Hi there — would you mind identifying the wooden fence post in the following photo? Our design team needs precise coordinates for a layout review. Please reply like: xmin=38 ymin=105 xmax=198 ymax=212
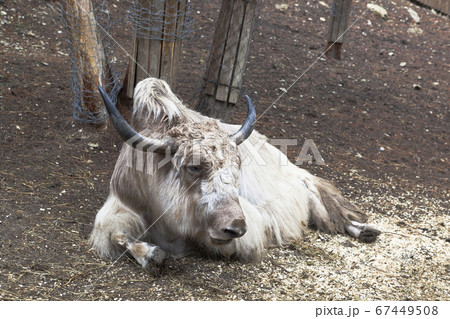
xmin=196 ymin=0 xmax=257 ymax=120
xmin=325 ymin=0 xmax=352 ymax=60
xmin=127 ymin=0 xmax=188 ymax=98
xmin=415 ymin=0 xmax=449 ymax=15
xmin=63 ymin=0 xmax=110 ymax=123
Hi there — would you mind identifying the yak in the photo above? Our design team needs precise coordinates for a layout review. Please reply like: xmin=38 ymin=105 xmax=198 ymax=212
xmin=89 ymin=78 xmax=380 ymax=274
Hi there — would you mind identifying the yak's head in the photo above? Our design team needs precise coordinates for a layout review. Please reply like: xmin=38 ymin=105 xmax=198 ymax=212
xmin=98 ymin=83 xmax=256 ymax=253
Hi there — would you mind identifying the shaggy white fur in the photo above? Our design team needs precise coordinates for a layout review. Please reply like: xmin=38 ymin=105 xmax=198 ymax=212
xmin=90 ymin=78 xmax=380 ymax=269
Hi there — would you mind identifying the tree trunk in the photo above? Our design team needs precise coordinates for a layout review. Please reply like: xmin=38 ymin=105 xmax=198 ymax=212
xmin=63 ymin=0 xmax=109 ymax=124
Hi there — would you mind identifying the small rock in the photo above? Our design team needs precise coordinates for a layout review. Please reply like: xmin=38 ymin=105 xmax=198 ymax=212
xmin=413 ymin=84 xmax=421 ymax=90
xmin=273 ymin=61 xmax=286 ymax=70
xmin=341 ymin=240 xmax=356 ymax=248
xmin=367 ymin=4 xmax=388 ymax=19
xmin=88 ymin=142 xmax=99 ymax=149
xmin=407 ymin=27 xmax=423 ymax=35
xmin=275 ymin=4 xmax=289 ymax=11
xmin=400 ymin=62 xmax=407 ymax=67
xmin=406 ymin=7 xmax=420 ymax=24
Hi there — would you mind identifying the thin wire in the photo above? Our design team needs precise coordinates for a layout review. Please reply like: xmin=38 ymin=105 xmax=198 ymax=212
xmin=65 ymin=0 xmax=192 ymax=299
xmin=68 ymin=0 xmax=381 ymax=299
xmin=68 ymin=0 xmax=152 ymax=84
xmin=76 ymin=177 xmax=200 ymax=300
xmin=255 ymin=0 xmax=380 ymax=124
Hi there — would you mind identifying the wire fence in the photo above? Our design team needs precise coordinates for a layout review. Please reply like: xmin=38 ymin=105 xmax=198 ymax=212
xmin=129 ymin=0 xmax=193 ymax=41
xmin=60 ymin=0 xmax=121 ymax=124
xmin=125 ymin=0 xmax=194 ymax=96
xmin=60 ymin=0 xmax=195 ymax=123
xmin=60 ymin=0 xmax=258 ymax=123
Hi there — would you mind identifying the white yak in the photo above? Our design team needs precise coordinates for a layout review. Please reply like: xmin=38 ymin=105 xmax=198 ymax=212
xmin=89 ymin=78 xmax=380 ymax=274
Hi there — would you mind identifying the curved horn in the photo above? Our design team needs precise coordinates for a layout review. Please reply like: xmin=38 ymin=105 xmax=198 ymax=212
xmin=231 ymin=95 xmax=256 ymax=145
xmin=98 ymin=86 xmax=177 ymax=154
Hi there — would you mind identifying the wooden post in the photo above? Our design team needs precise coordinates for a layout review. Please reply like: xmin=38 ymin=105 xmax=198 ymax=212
xmin=325 ymin=0 xmax=352 ymax=60
xmin=415 ymin=0 xmax=449 ymax=15
xmin=63 ymin=0 xmax=109 ymax=123
xmin=170 ymin=0 xmax=188 ymax=88
xmin=196 ymin=0 xmax=258 ymax=120
xmin=127 ymin=0 xmax=188 ymax=98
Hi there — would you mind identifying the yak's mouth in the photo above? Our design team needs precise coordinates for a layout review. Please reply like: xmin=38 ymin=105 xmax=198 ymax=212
xmin=210 ymin=237 xmax=233 ymax=246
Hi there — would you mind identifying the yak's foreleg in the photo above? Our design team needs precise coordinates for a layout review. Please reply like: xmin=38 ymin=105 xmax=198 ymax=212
xmin=112 ymin=232 xmax=167 ymax=275
xmin=89 ymin=195 xmax=168 ymax=275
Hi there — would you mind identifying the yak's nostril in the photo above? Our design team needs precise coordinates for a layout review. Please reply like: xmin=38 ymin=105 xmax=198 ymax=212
xmin=222 ymin=219 xmax=247 ymax=238
xmin=223 ymin=227 xmax=241 ymax=238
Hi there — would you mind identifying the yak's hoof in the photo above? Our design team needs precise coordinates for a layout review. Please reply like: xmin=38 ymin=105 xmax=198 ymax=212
xmin=358 ymin=226 xmax=381 ymax=243
xmin=142 ymin=246 xmax=168 ymax=276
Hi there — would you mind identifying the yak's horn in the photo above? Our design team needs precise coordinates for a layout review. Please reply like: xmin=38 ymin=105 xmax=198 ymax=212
xmin=98 ymin=86 xmax=177 ymax=154
xmin=231 ymin=95 xmax=256 ymax=145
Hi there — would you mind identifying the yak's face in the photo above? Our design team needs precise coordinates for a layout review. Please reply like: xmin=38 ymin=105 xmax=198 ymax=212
xmin=168 ymin=121 xmax=247 ymax=247
xmin=97 ymin=80 xmax=256 ymax=255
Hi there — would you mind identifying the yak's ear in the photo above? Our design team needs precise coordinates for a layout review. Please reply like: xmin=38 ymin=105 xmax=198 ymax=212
xmin=131 ymin=78 xmax=185 ymax=126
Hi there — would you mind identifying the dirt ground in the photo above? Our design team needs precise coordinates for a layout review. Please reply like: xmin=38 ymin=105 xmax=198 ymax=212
xmin=0 ymin=0 xmax=448 ymax=300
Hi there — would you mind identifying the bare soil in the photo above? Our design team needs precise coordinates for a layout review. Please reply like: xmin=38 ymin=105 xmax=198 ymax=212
xmin=0 ymin=0 xmax=448 ymax=300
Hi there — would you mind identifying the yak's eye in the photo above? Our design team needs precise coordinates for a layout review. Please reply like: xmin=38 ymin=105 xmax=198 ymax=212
xmin=186 ymin=165 xmax=202 ymax=175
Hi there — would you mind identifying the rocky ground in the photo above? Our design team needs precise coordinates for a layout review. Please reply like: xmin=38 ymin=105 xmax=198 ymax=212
xmin=0 ymin=0 xmax=448 ymax=300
